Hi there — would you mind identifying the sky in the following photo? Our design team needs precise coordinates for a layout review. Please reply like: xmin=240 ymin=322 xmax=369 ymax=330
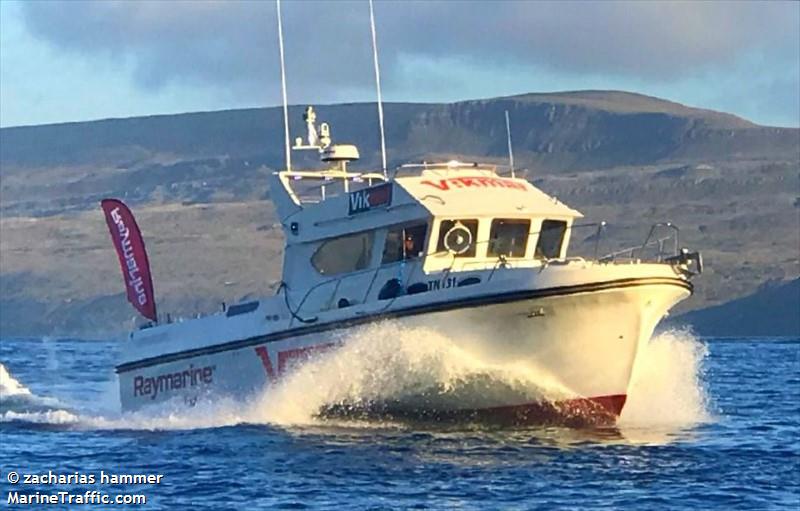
xmin=1 ymin=0 xmax=798 ymax=128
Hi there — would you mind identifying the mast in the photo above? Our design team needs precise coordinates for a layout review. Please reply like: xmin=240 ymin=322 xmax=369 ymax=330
xmin=276 ymin=0 xmax=291 ymax=172
xmin=368 ymin=0 xmax=387 ymax=178
xmin=505 ymin=110 xmax=515 ymax=179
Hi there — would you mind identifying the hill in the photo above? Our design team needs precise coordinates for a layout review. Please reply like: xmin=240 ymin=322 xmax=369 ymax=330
xmin=676 ymin=278 xmax=800 ymax=337
xmin=2 ymin=90 xmax=794 ymax=173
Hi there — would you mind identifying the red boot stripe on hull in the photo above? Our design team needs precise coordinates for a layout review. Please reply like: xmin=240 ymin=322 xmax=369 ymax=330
xmin=587 ymin=394 xmax=627 ymax=416
xmin=484 ymin=394 xmax=627 ymax=416
xmin=476 ymin=394 xmax=627 ymax=426
xmin=320 ymin=394 xmax=628 ymax=428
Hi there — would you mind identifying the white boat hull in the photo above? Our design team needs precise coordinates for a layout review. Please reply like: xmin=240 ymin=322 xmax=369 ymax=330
xmin=117 ymin=274 xmax=690 ymax=424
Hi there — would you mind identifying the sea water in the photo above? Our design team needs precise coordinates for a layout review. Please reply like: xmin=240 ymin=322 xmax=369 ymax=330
xmin=0 ymin=330 xmax=798 ymax=509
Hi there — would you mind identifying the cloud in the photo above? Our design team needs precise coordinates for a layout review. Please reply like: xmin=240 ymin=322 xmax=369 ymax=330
xmin=15 ymin=0 xmax=800 ymax=112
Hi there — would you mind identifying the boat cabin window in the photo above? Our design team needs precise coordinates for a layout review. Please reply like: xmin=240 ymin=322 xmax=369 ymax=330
xmin=535 ymin=220 xmax=568 ymax=259
xmin=437 ymin=219 xmax=478 ymax=257
xmin=488 ymin=219 xmax=530 ymax=258
xmin=312 ymin=231 xmax=375 ymax=275
xmin=382 ymin=223 xmax=428 ymax=264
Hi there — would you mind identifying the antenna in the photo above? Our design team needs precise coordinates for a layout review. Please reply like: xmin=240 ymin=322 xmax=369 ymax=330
xmin=505 ymin=110 xmax=515 ymax=179
xmin=276 ymin=0 xmax=291 ymax=172
xmin=368 ymin=0 xmax=387 ymax=178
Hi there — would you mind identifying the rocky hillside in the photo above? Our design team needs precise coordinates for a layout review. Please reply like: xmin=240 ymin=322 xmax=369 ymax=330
xmin=3 ymin=90 xmax=796 ymax=173
xmin=1 ymin=91 xmax=798 ymax=337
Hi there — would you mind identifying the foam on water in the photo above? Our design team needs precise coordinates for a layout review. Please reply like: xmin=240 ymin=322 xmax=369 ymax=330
xmin=0 ymin=325 xmax=711 ymax=433
xmin=1 ymin=362 xmax=63 ymax=414
xmin=620 ymin=328 xmax=711 ymax=426
xmin=0 ymin=362 xmax=31 ymax=398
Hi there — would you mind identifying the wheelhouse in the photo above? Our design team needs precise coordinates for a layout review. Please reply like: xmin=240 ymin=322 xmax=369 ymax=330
xmin=269 ymin=161 xmax=582 ymax=314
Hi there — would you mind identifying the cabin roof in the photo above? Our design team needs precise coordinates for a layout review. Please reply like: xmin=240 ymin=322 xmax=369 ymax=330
xmin=395 ymin=170 xmax=582 ymax=219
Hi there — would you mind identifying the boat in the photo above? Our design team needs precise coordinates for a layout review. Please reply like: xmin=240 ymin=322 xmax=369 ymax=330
xmin=112 ymin=102 xmax=701 ymax=424
xmin=109 ymin=1 xmax=702 ymax=425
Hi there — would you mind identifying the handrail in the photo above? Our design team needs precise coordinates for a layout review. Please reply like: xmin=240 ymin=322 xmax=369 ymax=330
xmin=637 ymin=223 xmax=679 ymax=261
xmin=599 ymin=236 xmax=673 ymax=263
xmin=289 ymin=264 xmax=385 ymax=321
xmin=597 ymin=222 xmax=681 ymax=263
xmin=289 ymin=255 xmax=423 ymax=321
xmin=276 ymin=282 xmax=318 ymax=324
xmin=283 ymin=171 xmax=389 ymax=205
